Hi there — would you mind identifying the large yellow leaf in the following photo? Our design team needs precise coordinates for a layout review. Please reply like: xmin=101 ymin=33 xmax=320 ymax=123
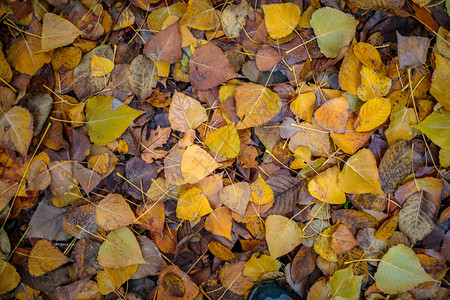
xmin=354 ymin=97 xmax=391 ymax=132
xmin=28 ymin=240 xmax=70 ymax=276
xmin=97 ymin=227 xmax=145 ymax=269
xmin=385 ymin=107 xmax=418 ymax=146
xmin=181 ymin=144 xmax=220 ymax=184
xmin=357 ymin=66 xmax=392 ymax=101
xmin=219 ymin=182 xmax=251 ymax=216
xmin=91 ymin=55 xmax=114 ymax=77
xmin=266 ymin=215 xmax=303 ymax=258
xmin=314 ymin=97 xmax=349 ymax=133
xmin=95 ymin=194 xmax=136 ymax=231
xmin=41 ymin=13 xmax=83 ymax=52
xmin=219 ymin=261 xmax=254 ymax=295
xmin=7 ymin=37 xmax=53 ymax=76
xmin=205 ymin=122 xmax=240 ymax=158
xmin=235 ymin=83 xmax=282 ymax=129
xmin=0 ymin=259 xmax=20 ymax=294
xmin=205 ymin=206 xmax=232 ymax=240
xmin=337 ymin=149 xmax=383 ymax=195
xmin=243 ymin=253 xmax=281 ymax=281
xmin=414 ymin=111 xmax=450 ymax=150
xmin=261 ymin=3 xmax=301 ymax=39
xmin=291 ymin=92 xmax=316 ymax=122
xmin=0 ymin=106 xmax=33 ymax=157
xmin=180 ymin=0 xmax=220 ymax=30
xmin=147 ymin=2 xmax=187 ymax=32
xmin=176 ymin=187 xmax=212 ymax=224
xmin=353 ymin=42 xmax=384 ymax=72
xmin=249 ymin=174 xmax=274 ymax=205
xmin=169 ymin=92 xmax=208 ymax=132
xmin=85 ymin=95 xmax=142 ymax=145
xmin=308 ymin=166 xmax=346 ymax=204
xmin=430 ymin=54 xmax=450 ymax=110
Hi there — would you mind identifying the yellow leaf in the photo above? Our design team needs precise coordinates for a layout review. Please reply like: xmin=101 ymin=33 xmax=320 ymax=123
xmin=219 ymin=182 xmax=251 ymax=216
xmin=67 ymin=101 xmax=86 ymax=128
xmin=41 ymin=13 xmax=83 ymax=51
xmin=91 ymin=55 xmax=114 ymax=77
xmin=88 ymin=153 xmax=109 ymax=176
xmin=357 ymin=66 xmax=392 ymax=101
xmin=431 ymin=54 xmax=450 ymax=110
xmin=169 ymin=92 xmax=208 ymax=132
xmin=249 ymin=174 xmax=274 ymax=205
xmin=243 ymin=253 xmax=281 ymax=281
xmin=0 ymin=259 xmax=20 ymax=294
xmin=385 ymin=107 xmax=418 ymax=145
xmin=353 ymin=42 xmax=384 ymax=72
xmin=180 ymin=0 xmax=220 ymax=30
xmin=95 ymin=194 xmax=136 ymax=231
xmin=147 ymin=2 xmax=187 ymax=32
xmin=339 ymin=40 xmax=362 ymax=95
xmin=262 ymin=3 xmax=301 ymax=39
xmin=314 ymin=97 xmax=349 ymax=133
xmin=176 ymin=187 xmax=212 ymax=224
xmin=97 ymin=227 xmax=145 ymax=269
xmin=266 ymin=215 xmax=303 ymax=258
xmin=151 ymin=58 xmax=171 ymax=78
xmin=0 ymin=49 xmax=12 ymax=82
xmin=100 ymin=265 xmax=137 ymax=294
xmin=309 ymin=166 xmax=346 ymax=204
xmin=314 ymin=223 xmax=338 ymax=262
xmin=337 ymin=149 xmax=383 ymax=195
xmin=205 ymin=206 xmax=233 ymax=240
xmin=112 ymin=3 xmax=135 ymax=30
xmin=205 ymin=122 xmax=240 ymax=158
xmin=28 ymin=240 xmax=70 ymax=276
xmin=0 ymin=106 xmax=33 ymax=157
xmin=290 ymin=146 xmax=311 ymax=169
xmin=181 ymin=144 xmax=220 ymax=184
xmin=330 ymin=112 xmax=373 ymax=155
xmin=208 ymin=240 xmax=236 ymax=261
xmin=97 ymin=270 xmax=115 ymax=295
xmin=51 ymin=46 xmax=82 ymax=71
xmin=355 ymin=97 xmax=391 ymax=132
xmin=235 ymin=83 xmax=282 ymax=129
xmin=7 ymin=37 xmax=53 ymax=76
xmin=291 ymin=92 xmax=315 ymax=122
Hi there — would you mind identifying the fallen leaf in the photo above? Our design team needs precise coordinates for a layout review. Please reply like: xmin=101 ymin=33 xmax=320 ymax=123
xmin=327 ymin=267 xmax=363 ymax=300
xmin=357 ymin=66 xmax=392 ymax=101
xmin=249 ymin=174 xmax=274 ymax=205
xmin=140 ymin=126 xmax=171 ymax=163
xmin=310 ymin=7 xmax=358 ymax=58
xmin=291 ymin=246 xmax=317 ymax=283
xmin=291 ymin=92 xmax=316 ymax=122
xmin=156 ymin=265 xmax=200 ymax=300
xmin=309 ymin=166 xmax=346 ymax=204
xmin=41 ymin=13 xmax=82 ymax=51
xmin=430 ymin=54 xmax=450 ymax=110
xmin=0 ymin=259 xmax=20 ymax=294
xmin=314 ymin=223 xmax=339 ymax=262
xmin=176 ymin=187 xmax=212 ymax=224
xmin=332 ymin=209 xmax=379 ymax=235
xmin=374 ymin=244 xmax=434 ymax=294
xmin=339 ymin=41 xmax=362 ymax=95
xmin=219 ymin=182 xmax=251 ymax=216
xmin=7 ymin=37 xmax=53 ymax=76
xmin=376 ymin=215 xmax=399 ymax=240
xmin=90 ymin=55 xmax=114 ymax=77
xmin=221 ymin=0 xmax=251 ymax=38
xmin=132 ymin=236 xmax=167 ymax=279
xmin=95 ymin=194 xmax=136 ymax=231
xmin=28 ymin=240 xmax=70 ymax=276
xmin=208 ymin=241 xmax=236 ymax=261
xmin=189 ymin=43 xmax=238 ymax=90
xmin=414 ymin=111 xmax=450 ymax=150
xmin=147 ymin=2 xmax=187 ymax=32
xmin=331 ymin=112 xmax=374 ymax=155
xmin=261 ymin=3 xmax=301 ymax=39
xmin=169 ymin=92 xmax=207 ymax=132
xmin=354 ymin=97 xmax=391 ymax=132
xmin=331 ymin=224 xmax=360 ymax=255
xmin=385 ymin=107 xmax=418 ymax=146
xmin=219 ymin=261 xmax=254 ymax=295
xmin=180 ymin=0 xmax=220 ymax=30
xmin=205 ymin=206 xmax=232 ymax=240
xmin=0 ymin=106 xmax=33 ymax=157
xmin=291 ymin=146 xmax=312 ymax=169
xmin=128 ymin=54 xmax=157 ymax=100
xmin=85 ymin=95 xmax=142 ymax=145
xmin=263 ymin=175 xmax=304 ymax=216
xmin=143 ymin=21 xmax=182 ymax=64
xmin=314 ymin=97 xmax=349 ymax=133
xmin=135 ymin=200 xmax=165 ymax=233
xmin=205 ymin=122 xmax=240 ymax=158
xmin=181 ymin=144 xmax=220 ymax=184
xmin=243 ymin=253 xmax=280 ymax=281
xmin=266 ymin=215 xmax=303 ymax=258
xmin=338 ymin=148 xmax=384 ymax=195
xmin=288 ymin=121 xmax=330 ymax=157
xmin=98 ymin=264 xmax=137 ymax=294
xmin=397 ymin=33 xmax=430 ymax=69
xmin=353 ymin=42 xmax=384 ymax=72
xmin=72 ymin=162 xmax=101 ymax=194
xmin=97 ymin=227 xmax=145 ymax=269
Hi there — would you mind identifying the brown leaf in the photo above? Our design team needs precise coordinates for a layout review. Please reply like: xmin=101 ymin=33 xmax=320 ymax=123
xmin=397 ymin=33 xmax=430 ymax=69
xmin=262 ymin=175 xmax=304 ymax=216
xmin=189 ymin=43 xmax=238 ymax=90
xmin=156 ymin=265 xmax=199 ymax=300
xmin=143 ymin=21 xmax=182 ymax=64
xmin=219 ymin=261 xmax=254 ymax=295
xmin=128 ymin=54 xmax=157 ymax=100
xmin=291 ymin=246 xmax=317 ymax=283
xmin=73 ymin=162 xmax=101 ymax=194
xmin=95 ymin=194 xmax=136 ymax=231
xmin=140 ymin=126 xmax=171 ymax=163
xmin=331 ymin=224 xmax=360 ymax=254
xmin=332 ymin=209 xmax=379 ymax=235
xmin=255 ymin=44 xmax=282 ymax=72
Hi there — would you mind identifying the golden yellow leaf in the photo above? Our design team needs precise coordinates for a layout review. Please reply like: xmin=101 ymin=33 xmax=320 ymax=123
xmin=309 ymin=166 xmax=346 ymax=204
xmin=314 ymin=97 xmax=349 ymax=133
xmin=0 ymin=259 xmax=20 ymax=294
xmin=357 ymin=66 xmax=392 ymax=101
xmin=91 ymin=55 xmax=114 ymax=77
xmin=169 ymin=92 xmax=207 ymax=132
xmin=314 ymin=223 xmax=339 ymax=262
xmin=249 ymin=174 xmax=274 ymax=205
xmin=208 ymin=241 xmax=236 ymax=261
xmin=339 ymin=40 xmax=362 ymax=95
xmin=205 ymin=122 xmax=240 ymax=158
xmin=67 ymin=102 xmax=86 ymax=128
xmin=243 ymin=253 xmax=281 ymax=281
xmin=88 ymin=153 xmax=109 ymax=176
xmin=385 ymin=107 xmax=418 ymax=145
xmin=95 ymin=194 xmax=136 ymax=231
xmin=97 ymin=270 xmax=115 ymax=295
xmin=98 ymin=265 xmax=137 ymax=295
xmin=7 ymin=37 xmax=53 ymax=76
xmin=431 ymin=55 xmax=450 ymax=110
xmin=235 ymin=83 xmax=282 ymax=129
xmin=355 ymin=97 xmax=391 ymax=132
xmin=266 ymin=215 xmax=303 ymax=258
xmin=290 ymin=146 xmax=311 ymax=169
xmin=219 ymin=182 xmax=251 ymax=216
xmin=376 ymin=215 xmax=398 ymax=240
xmin=205 ymin=206 xmax=233 ymax=240
xmin=180 ymin=0 xmax=220 ymax=30
xmin=0 ymin=49 xmax=12 ymax=82
xmin=51 ymin=46 xmax=82 ymax=71
xmin=181 ymin=144 xmax=220 ymax=184
xmin=262 ymin=3 xmax=301 ymax=39
xmin=219 ymin=261 xmax=254 ymax=295
xmin=147 ymin=2 xmax=187 ymax=32
xmin=353 ymin=42 xmax=384 ymax=72
xmin=331 ymin=113 xmax=373 ymax=155
xmin=176 ymin=187 xmax=212 ymax=224
xmin=291 ymin=92 xmax=316 ymax=122
xmin=0 ymin=106 xmax=33 ymax=157
xmin=41 ymin=13 xmax=83 ymax=51
xmin=337 ymin=149 xmax=383 ymax=195
xmin=28 ymin=240 xmax=70 ymax=276
xmin=112 ymin=2 xmax=135 ymax=30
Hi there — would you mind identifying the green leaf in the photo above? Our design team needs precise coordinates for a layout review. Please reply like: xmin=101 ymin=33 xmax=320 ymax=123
xmin=86 ymin=95 xmax=142 ymax=145
xmin=414 ymin=111 xmax=450 ymax=150
xmin=310 ymin=7 xmax=358 ymax=58
xmin=374 ymin=244 xmax=435 ymax=294
xmin=327 ymin=267 xmax=363 ymax=300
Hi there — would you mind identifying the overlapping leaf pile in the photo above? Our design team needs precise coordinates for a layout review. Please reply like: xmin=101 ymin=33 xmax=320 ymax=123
xmin=0 ymin=0 xmax=449 ymax=299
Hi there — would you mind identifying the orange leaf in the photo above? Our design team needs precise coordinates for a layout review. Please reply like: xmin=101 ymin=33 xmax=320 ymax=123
xmin=28 ymin=240 xmax=70 ymax=276
xmin=205 ymin=206 xmax=233 ymax=240
xmin=95 ymin=194 xmax=136 ymax=231
xmin=314 ymin=97 xmax=349 ymax=133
